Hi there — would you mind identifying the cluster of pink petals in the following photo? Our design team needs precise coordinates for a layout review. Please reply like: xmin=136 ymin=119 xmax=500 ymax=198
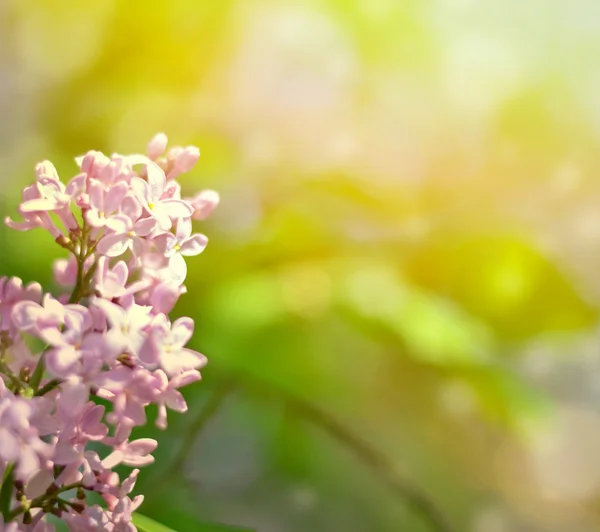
xmin=0 ymin=134 xmax=219 ymax=530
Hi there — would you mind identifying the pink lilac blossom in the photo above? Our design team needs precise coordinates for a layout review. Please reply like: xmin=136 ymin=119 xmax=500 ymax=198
xmin=0 ymin=134 xmax=217 ymax=530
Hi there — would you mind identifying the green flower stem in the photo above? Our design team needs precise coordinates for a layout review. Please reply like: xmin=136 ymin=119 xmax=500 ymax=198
xmin=34 ymin=378 xmax=62 ymax=397
xmin=6 ymin=482 xmax=82 ymax=521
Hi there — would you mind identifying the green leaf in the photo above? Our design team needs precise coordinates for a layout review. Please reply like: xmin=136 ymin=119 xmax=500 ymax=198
xmin=339 ymin=261 xmax=493 ymax=366
xmin=133 ymin=513 xmax=255 ymax=532
xmin=0 ymin=463 xmax=15 ymax=522
xmin=133 ymin=514 xmax=177 ymax=532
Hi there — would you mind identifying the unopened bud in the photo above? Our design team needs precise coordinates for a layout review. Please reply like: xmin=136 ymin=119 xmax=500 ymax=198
xmin=55 ymin=235 xmax=72 ymax=250
xmin=69 ymin=501 xmax=85 ymax=513
xmin=147 ymin=133 xmax=168 ymax=160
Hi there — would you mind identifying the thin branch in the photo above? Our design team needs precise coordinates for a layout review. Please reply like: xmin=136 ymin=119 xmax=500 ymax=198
xmin=145 ymin=380 xmax=236 ymax=503
xmin=240 ymin=375 xmax=454 ymax=532
xmin=170 ymin=380 xmax=236 ymax=476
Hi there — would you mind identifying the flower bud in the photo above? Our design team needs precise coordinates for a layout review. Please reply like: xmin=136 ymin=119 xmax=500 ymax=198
xmin=147 ymin=133 xmax=168 ymax=160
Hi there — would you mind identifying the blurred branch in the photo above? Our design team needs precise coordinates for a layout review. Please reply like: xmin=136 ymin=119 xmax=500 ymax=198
xmin=239 ymin=374 xmax=454 ymax=532
xmin=150 ymin=372 xmax=452 ymax=532
xmin=145 ymin=379 xmax=236 ymax=503
xmin=172 ymin=379 xmax=236 ymax=474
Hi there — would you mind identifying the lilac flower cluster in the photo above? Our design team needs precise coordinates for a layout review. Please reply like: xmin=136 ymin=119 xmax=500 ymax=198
xmin=0 ymin=134 xmax=219 ymax=530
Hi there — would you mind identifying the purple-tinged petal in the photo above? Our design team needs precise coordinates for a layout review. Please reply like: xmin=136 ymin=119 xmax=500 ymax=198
xmin=131 ymin=177 xmax=152 ymax=204
xmin=133 ymin=217 xmax=156 ymax=237
xmin=112 ymin=261 xmax=129 ymax=289
xmin=162 ymin=199 xmax=194 ymax=219
xmin=20 ymin=198 xmax=59 ymax=213
xmin=121 ymin=194 xmax=143 ymax=221
xmin=153 ymin=233 xmax=177 ymax=255
xmin=105 ymin=181 xmax=129 ymax=212
xmin=97 ymin=233 xmax=129 ymax=257
xmin=104 ymin=213 xmax=130 ymax=233
xmin=170 ymin=317 xmax=194 ymax=346
xmin=147 ymin=133 xmax=168 ymax=160
xmin=168 ymin=253 xmax=187 ymax=284
xmin=46 ymin=346 xmax=81 ymax=376
xmin=89 ymin=179 xmax=104 ymax=209
xmin=180 ymin=234 xmax=208 ymax=256
xmin=92 ymin=298 xmax=126 ymax=328
xmin=175 ymin=217 xmax=192 ymax=240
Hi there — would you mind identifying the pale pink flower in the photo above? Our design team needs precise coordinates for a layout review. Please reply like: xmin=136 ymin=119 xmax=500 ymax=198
xmin=128 ymin=157 xmax=193 ymax=231
xmin=154 ymin=218 xmax=208 ymax=284
xmin=0 ymin=276 xmax=42 ymax=331
xmin=152 ymin=369 xmax=201 ymax=429
xmin=85 ymin=179 xmax=129 ymax=230
xmin=0 ymin=389 xmax=52 ymax=481
xmin=96 ymin=196 xmax=156 ymax=258
xmin=93 ymin=298 xmax=152 ymax=356
xmin=147 ymin=133 xmax=168 ymax=161
xmin=2 ymin=133 xmax=216 ymax=529
xmin=139 ymin=314 xmax=206 ymax=375
xmin=94 ymin=257 xmax=150 ymax=301
xmin=187 ymin=189 xmax=220 ymax=220
xmin=95 ymin=367 xmax=155 ymax=426
xmin=102 ymin=422 xmax=157 ymax=468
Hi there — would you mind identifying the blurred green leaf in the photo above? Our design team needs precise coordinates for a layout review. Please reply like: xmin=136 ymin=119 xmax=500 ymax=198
xmin=0 ymin=463 xmax=14 ymax=521
xmin=460 ymin=366 xmax=552 ymax=430
xmin=339 ymin=261 xmax=493 ymax=366
xmin=134 ymin=511 xmax=255 ymax=532
xmin=404 ymin=235 xmax=597 ymax=341
xmin=133 ymin=514 xmax=177 ymax=532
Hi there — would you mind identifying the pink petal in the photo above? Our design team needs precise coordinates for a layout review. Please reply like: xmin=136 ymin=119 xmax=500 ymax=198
xmin=151 ymin=203 xmax=172 ymax=231
xmin=53 ymin=442 xmax=81 ymax=465
xmin=85 ymin=208 xmax=105 ymax=228
xmin=126 ymin=438 xmax=157 ymax=457
xmin=131 ymin=177 xmax=152 ymax=204
xmin=38 ymin=327 xmax=68 ymax=346
xmin=138 ymin=337 xmax=160 ymax=367
xmin=65 ymin=173 xmax=86 ymax=196
xmin=161 ymin=347 xmax=205 ymax=375
xmin=131 ymin=237 xmax=145 ymax=257
xmin=89 ymin=179 xmax=104 ymax=209
xmin=153 ymin=233 xmax=177 ymax=255
xmin=147 ymin=133 xmax=168 ymax=160
xmin=105 ymin=181 xmax=129 ymax=213
xmin=179 ymin=234 xmax=208 ymax=256
xmin=168 ymin=253 xmax=187 ymax=284
xmin=190 ymin=190 xmax=220 ymax=220
xmin=174 ymin=146 xmax=200 ymax=173
xmin=165 ymin=390 xmax=188 ymax=412
xmin=46 ymin=346 xmax=81 ymax=376
xmin=5 ymin=216 xmax=39 ymax=231
xmin=93 ymin=298 xmax=126 ymax=328
xmin=133 ymin=217 xmax=156 ymax=236
xmin=104 ymin=214 xmax=130 ymax=233
xmin=112 ymin=261 xmax=129 ymax=289
xmin=20 ymin=198 xmax=59 ymax=213
xmin=97 ymin=233 xmax=129 ymax=257
xmin=170 ymin=369 xmax=202 ymax=389
xmin=175 ymin=217 xmax=192 ymax=240
xmin=123 ymin=399 xmax=146 ymax=426
xmin=0 ymin=428 xmax=19 ymax=460
xmin=10 ymin=301 xmax=41 ymax=331
xmin=161 ymin=199 xmax=194 ymax=219
xmin=150 ymin=283 xmax=181 ymax=315
xmin=121 ymin=194 xmax=142 ymax=221
xmin=102 ymin=450 xmax=125 ymax=469
xmin=95 ymin=366 xmax=133 ymax=392
xmin=170 ymin=317 xmax=194 ymax=346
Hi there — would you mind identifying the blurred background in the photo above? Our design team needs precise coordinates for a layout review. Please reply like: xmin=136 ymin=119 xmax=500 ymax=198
xmin=2 ymin=0 xmax=600 ymax=530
